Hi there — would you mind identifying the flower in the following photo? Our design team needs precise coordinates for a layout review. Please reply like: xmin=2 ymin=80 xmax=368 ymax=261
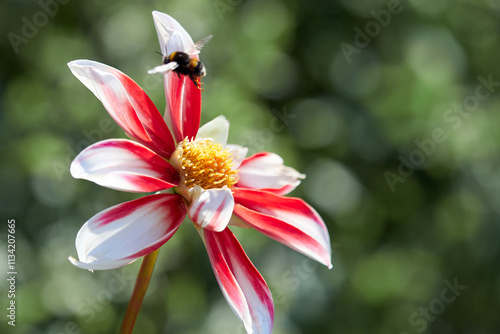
xmin=68 ymin=11 xmax=332 ymax=334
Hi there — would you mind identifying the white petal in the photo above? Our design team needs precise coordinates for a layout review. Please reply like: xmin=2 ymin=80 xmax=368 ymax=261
xmin=237 ymin=152 xmax=305 ymax=195
xmin=196 ymin=115 xmax=230 ymax=145
xmin=226 ymin=144 xmax=248 ymax=170
xmin=70 ymin=194 xmax=186 ymax=270
xmin=152 ymin=11 xmax=194 ymax=56
xmin=188 ymin=186 xmax=234 ymax=232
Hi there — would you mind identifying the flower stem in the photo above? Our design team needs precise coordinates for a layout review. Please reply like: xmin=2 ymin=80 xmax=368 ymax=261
xmin=119 ymin=249 xmax=160 ymax=334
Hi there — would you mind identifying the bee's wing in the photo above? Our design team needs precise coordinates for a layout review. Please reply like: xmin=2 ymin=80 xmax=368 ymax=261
xmin=147 ymin=62 xmax=179 ymax=74
xmin=186 ymin=35 xmax=213 ymax=56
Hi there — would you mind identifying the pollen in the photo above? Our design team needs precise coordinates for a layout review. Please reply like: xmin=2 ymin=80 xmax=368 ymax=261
xmin=178 ymin=138 xmax=238 ymax=190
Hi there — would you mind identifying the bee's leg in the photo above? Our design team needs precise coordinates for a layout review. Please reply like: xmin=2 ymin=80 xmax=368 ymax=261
xmin=191 ymin=76 xmax=204 ymax=91
xmin=197 ymin=79 xmax=205 ymax=91
xmin=191 ymin=74 xmax=199 ymax=88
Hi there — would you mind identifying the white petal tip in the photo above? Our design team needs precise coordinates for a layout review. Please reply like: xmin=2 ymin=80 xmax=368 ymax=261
xmin=67 ymin=59 xmax=95 ymax=70
xmin=69 ymin=160 xmax=84 ymax=179
xmin=67 ymin=59 xmax=80 ymax=67
xmin=69 ymin=256 xmax=93 ymax=272
xmin=68 ymin=255 xmax=84 ymax=267
xmin=68 ymin=255 xmax=98 ymax=272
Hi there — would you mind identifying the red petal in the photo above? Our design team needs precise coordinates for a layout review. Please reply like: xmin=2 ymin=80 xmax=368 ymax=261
xmin=70 ymin=193 xmax=186 ymax=270
xmin=203 ymin=228 xmax=274 ymax=334
xmin=233 ymin=189 xmax=332 ymax=268
xmin=164 ymin=71 xmax=202 ymax=142
xmin=68 ymin=60 xmax=176 ymax=158
xmin=71 ymin=139 xmax=179 ymax=193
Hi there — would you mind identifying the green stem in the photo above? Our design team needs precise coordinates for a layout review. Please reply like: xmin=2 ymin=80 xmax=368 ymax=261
xmin=119 ymin=249 xmax=159 ymax=334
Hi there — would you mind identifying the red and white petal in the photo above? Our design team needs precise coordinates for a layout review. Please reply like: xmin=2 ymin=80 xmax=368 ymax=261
xmin=233 ymin=189 xmax=332 ymax=268
xmin=225 ymin=144 xmax=248 ymax=170
xmin=202 ymin=228 xmax=274 ymax=334
xmin=196 ymin=115 xmax=230 ymax=146
xmin=69 ymin=194 xmax=186 ymax=270
xmin=70 ymin=139 xmax=179 ymax=193
xmin=237 ymin=152 xmax=305 ymax=195
xmin=188 ymin=186 xmax=234 ymax=232
xmin=164 ymin=72 xmax=202 ymax=143
xmin=152 ymin=11 xmax=194 ymax=56
xmin=68 ymin=60 xmax=176 ymax=158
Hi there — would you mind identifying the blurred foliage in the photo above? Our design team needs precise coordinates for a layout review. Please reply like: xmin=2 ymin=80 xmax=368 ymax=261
xmin=1 ymin=0 xmax=500 ymax=333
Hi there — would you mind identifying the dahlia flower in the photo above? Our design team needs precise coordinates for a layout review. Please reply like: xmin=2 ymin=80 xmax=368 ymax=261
xmin=68 ymin=11 xmax=332 ymax=334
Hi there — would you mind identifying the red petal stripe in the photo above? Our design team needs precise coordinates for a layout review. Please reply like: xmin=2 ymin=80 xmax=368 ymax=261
xmin=96 ymin=194 xmax=183 ymax=227
xmin=204 ymin=228 xmax=274 ymax=333
xmin=233 ymin=188 xmax=332 ymax=268
xmin=71 ymin=139 xmax=179 ymax=193
xmin=106 ymin=66 xmax=176 ymax=158
xmin=165 ymin=71 xmax=201 ymax=142
xmin=97 ymin=139 xmax=179 ymax=184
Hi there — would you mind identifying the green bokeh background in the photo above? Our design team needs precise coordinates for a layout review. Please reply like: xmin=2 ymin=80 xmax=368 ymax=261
xmin=1 ymin=0 xmax=500 ymax=333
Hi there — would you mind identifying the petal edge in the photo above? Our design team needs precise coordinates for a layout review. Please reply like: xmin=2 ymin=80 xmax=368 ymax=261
xmin=203 ymin=228 xmax=274 ymax=334
xmin=234 ymin=189 xmax=332 ymax=269
xmin=70 ymin=194 xmax=186 ymax=270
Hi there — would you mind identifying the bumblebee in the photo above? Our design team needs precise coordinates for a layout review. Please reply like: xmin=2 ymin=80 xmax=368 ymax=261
xmin=163 ymin=51 xmax=206 ymax=88
xmin=150 ymin=35 xmax=212 ymax=89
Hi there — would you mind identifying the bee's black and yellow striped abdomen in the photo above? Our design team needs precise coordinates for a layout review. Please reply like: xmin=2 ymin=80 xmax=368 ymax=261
xmin=162 ymin=51 xmax=206 ymax=89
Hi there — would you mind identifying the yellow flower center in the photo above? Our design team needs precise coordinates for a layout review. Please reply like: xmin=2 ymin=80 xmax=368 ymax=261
xmin=178 ymin=138 xmax=238 ymax=190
